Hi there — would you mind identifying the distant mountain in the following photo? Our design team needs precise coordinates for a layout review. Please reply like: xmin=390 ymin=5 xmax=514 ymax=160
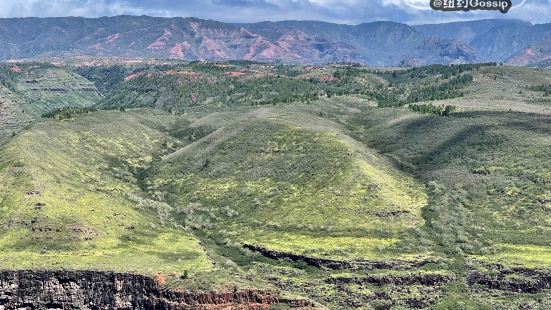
xmin=0 ymin=16 xmax=550 ymax=66
xmin=507 ymin=39 xmax=551 ymax=67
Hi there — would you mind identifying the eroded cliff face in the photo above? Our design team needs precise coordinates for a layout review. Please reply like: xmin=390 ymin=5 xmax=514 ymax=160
xmin=0 ymin=270 xmax=307 ymax=309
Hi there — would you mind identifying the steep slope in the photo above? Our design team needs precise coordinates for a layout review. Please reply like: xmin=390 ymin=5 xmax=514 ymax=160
xmin=0 ymin=95 xmax=550 ymax=308
xmin=414 ymin=19 xmax=551 ymax=62
xmin=150 ymin=110 xmax=430 ymax=263
xmin=400 ymin=38 xmax=479 ymax=66
xmin=1 ymin=63 xmax=550 ymax=308
xmin=0 ymin=104 xmax=444 ymax=308
xmin=0 ymin=110 xmax=213 ymax=275
xmin=3 ymin=16 xmax=550 ymax=65
xmin=0 ymin=64 xmax=101 ymax=144
xmin=414 ymin=19 xmax=531 ymax=45
xmin=507 ymin=39 xmax=551 ymax=67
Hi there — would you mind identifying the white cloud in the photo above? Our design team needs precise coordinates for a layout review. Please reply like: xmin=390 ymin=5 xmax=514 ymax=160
xmin=0 ymin=0 xmax=548 ymax=24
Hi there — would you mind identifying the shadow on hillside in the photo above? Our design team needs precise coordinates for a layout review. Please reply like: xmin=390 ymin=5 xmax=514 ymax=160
xmin=384 ymin=111 xmax=551 ymax=173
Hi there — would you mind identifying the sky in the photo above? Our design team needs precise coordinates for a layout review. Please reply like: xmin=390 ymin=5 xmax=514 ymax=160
xmin=0 ymin=0 xmax=550 ymax=25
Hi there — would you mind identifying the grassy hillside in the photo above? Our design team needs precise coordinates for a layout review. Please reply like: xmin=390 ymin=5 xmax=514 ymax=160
xmin=0 ymin=63 xmax=101 ymax=144
xmin=0 ymin=62 xmax=550 ymax=308
xmin=423 ymin=66 xmax=551 ymax=114
xmin=0 ymin=110 xmax=215 ymax=278
xmin=150 ymin=113 xmax=429 ymax=262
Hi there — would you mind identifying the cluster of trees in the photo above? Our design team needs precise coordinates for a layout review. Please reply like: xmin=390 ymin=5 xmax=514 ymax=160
xmin=101 ymin=71 xmax=321 ymax=111
xmin=406 ymin=74 xmax=473 ymax=104
xmin=400 ymin=63 xmax=495 ymax=79
xmin=409 ymin=103 xmax=457 ymax=116
xmin=0 ymin=66 xmax=17 ymax=90
xmin=374 ymin=74 xmax=473 ymax=108
xmin=526 ymin=84 xmax=551 ymax=96
xmin=76 ymin=65 xmax=132 ymax=94
xmin=42 ymin=107 xmax=97 ymax=120
xmin=94 ymin=62 xmax=486 ymax=112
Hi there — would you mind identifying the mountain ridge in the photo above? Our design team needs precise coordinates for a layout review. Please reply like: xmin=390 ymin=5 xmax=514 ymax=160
xmin=0 ymin=16 xmax=550 ymax=66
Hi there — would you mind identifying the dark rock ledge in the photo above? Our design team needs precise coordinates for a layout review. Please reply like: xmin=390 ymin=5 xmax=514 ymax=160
xmin=243 ymin=244 xmax=437 ymax=270
xmin=0 ymin=270 xmax=313 ymax=309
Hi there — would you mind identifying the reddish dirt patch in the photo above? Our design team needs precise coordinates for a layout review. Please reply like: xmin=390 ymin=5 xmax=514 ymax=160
xmin=159 ymin=70 xmax=201 ymax=82
xmin=9 ymin=66 xmax=22 ymax=73
xmin=124 ymin=72 xmax=145 ymax=81
xmin=258 ymin=45 xmax=288 ymax=59
xmin=106 ymin=33 xmax=120 ymax=44
xmin=154 ymin=273 xmax=167 ymax=286
xmin=222 ymin=71 xmax=247 ymax=77
xmin=202 ymin=37 xmax=227 ymax=58
xmin=147 ymin=29 xmax=172 ymax=50
xmin=169 ymin=41 xmax=191 ymax=59
xmin=245 ymin=36 xmax=269 ymax=60
xmin=319 ymin=75 xmax=337 ymax=82
xmin=508 ymin=48 xmax=537 ymax=66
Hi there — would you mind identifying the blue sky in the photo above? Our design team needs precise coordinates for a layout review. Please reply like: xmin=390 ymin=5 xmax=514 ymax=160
xmin=0 ymin=0 xmax=550 ymax=25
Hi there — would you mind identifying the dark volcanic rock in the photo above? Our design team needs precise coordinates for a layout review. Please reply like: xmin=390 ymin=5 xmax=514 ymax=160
xmin=468 ymin=269 xmax=551 ymax=294
xmin=0 ymin=270 xmax=309 ymax=309
xmin=243 ymin=244 xmax=436 ymax=270
xmin=326 ymin=274 xmax=454 ymax=287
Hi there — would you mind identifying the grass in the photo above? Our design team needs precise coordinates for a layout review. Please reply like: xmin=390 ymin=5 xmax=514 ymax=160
xmin=476 ymin=244 xmax=551 ymax=268
xmin=0 ymin=64 xmax=101 ymax=144
xmin=0 ymin=110 xmax=213 ymax=278
xmin=0 ymin=63 xmax=550 ymax=308
xmin=428 ymin=66 xmax=551 ymax=114
xmin=148 ymin=117 xmax=430 ymax=263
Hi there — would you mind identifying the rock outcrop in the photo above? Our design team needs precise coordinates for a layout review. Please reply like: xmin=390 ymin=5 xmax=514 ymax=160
xmin=0 ymin=270 xmax=310 ymax=309
xmin=468 ymin=268 xmax=551 ymax=294
xmin=243 ymin=244 xmax=435 ymax=270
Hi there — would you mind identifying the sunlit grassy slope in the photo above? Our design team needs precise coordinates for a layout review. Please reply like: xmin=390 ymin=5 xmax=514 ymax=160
xmin=338 ymin=104 xmax=551 ymax=267
xmin=150 ymin=115 xmax=429 ymax=262
xmin=0 ymin=110 xmax=212 ymax=275
xmin=0 ymin=64 xmax=101 ymax=144
xmin=425 ymin=66 xmax=551 ymax=114
xmin=0 ymin=61 xmax=550 ymax=308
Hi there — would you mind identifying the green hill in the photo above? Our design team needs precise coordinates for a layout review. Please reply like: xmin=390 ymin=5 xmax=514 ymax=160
xmin=0 ymin=62 xmax=550 ymax=309
xmin=0 ymin=63 xmax=101 ymax=144
xmin=0 ymin=110 xmax=212 ymax=277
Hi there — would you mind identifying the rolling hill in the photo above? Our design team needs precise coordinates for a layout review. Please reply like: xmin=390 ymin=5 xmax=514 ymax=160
xmin=0 ymin=61 xmax=550 ymax=308
xmin=0 ymin=63 xmax=101 ymax=144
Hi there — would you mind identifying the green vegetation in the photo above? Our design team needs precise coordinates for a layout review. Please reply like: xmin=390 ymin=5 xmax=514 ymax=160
xmin=75 ymin=65 xmax=132 ymax=94
xmin=0 ymin=61 xmax=549 ymax=308
xmin=409 ymin=103 xmax=456 ymax=115
xmin=100 ymin=64 xmax=321 ymax=111
xmin=0 ymin=63 xmax=101 ymax=144
xmin=42 ymin=107 xmax=97 ymax=120
xmin=96 ymin=62 xmax=484 ymax=112
xmin=149 ymin=118 xmax=429 ymax=262
xmin=526 ymin=84 xmax=551 ymax=96
xmin=0 ymin=111 xmax=214 ymax=277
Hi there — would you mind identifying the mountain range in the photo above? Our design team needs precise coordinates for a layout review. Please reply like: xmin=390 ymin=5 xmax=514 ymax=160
xmin=0 ymin=15 xmax=550 ymax=66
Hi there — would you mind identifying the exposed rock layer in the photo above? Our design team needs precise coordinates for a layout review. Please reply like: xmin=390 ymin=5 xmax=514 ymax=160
xmin=468 ymin=268 xmax=551 ymax=294
xmin=243 ymin=244 xmax=436 ymax=270
xmin=0 ymin=270 xmax=310 ymax=309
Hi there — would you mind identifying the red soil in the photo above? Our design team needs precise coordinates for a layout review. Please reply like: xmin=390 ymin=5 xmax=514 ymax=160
xmin=124 ymin=72 xmax=145 ymax=81
xmin=169 ymin=41 xmax=191 ymax=59
xmin=9 ymin=66 xmax=22 ymax=73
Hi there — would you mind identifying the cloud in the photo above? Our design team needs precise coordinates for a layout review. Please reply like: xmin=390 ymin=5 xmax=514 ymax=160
xmin=0 ymin=0 xmax=548 ymax=25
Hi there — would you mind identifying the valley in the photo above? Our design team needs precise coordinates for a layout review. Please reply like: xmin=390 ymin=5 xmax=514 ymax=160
xmin=0 ymin=61 xmax=549 ymax=309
